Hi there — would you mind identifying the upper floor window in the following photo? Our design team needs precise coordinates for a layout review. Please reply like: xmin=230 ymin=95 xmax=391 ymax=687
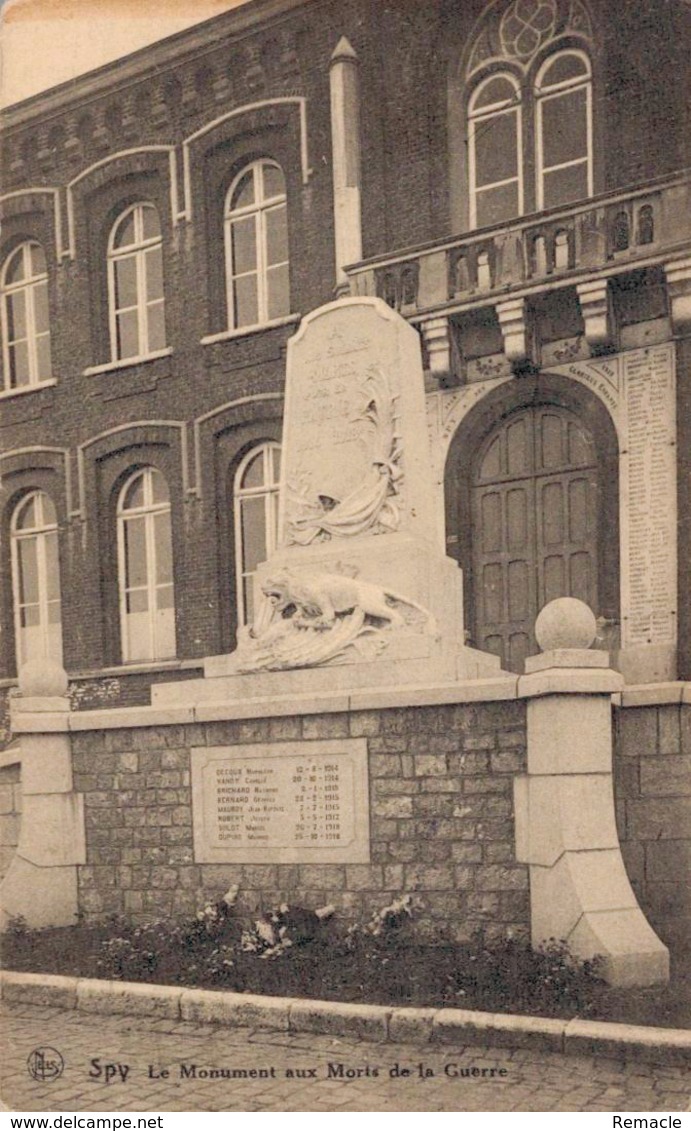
xmin=458 ymin=0 xmax=596 ymax=228
xmin=536 ymin=51 xmax=592 ymax=210
xmin=108 ymin=203 xmax=165 ymax=362
xmin=1 ymin=242 xmax=52 ymax=391
xmin=11 ymin=491 xmax=63 ymax=668
xmin=469 ymin=74 xmax=523 ymax=228
xmin=234 ymin=442 xmax=281 ymax=627
xmin=117 ymin=467 xmax=175 ymax=662
xmin=225 ymin=161 xmax=289 ymax=331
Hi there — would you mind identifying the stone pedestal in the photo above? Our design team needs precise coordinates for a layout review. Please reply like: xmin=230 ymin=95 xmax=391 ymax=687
xmin=514 ymin=600 xmax=669 ymax=987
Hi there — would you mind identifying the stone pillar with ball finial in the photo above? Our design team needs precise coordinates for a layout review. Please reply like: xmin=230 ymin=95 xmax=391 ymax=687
xmin=0 ymin=660 xmax=86 ymax=929
xmin=514 ymin=598 xmax=670 ymax=988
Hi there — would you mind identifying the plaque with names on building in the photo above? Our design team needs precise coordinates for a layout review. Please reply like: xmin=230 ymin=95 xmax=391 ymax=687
xmin=623 ymin=346 xmax=677 ymax=649
xmin=191 ymin=739 xmax=370 ymax=863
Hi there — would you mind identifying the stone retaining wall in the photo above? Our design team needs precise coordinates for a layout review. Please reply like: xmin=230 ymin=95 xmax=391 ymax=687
xmin=72 ymin=701 xmax=529 ymax=942
xmin=6 ymin=689 xmax=690 ymax=953
xmin=614 ymin=702 xmax=691 ymax=950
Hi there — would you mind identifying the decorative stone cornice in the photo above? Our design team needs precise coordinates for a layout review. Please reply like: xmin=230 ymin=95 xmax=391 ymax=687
xmin=1 ymin=0 xmax=309 ymax=128
xmin=664 ymin=256 xmax=691 ymax=332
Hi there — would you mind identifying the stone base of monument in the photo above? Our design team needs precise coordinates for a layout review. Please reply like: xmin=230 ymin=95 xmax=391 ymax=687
xmin=153 ymin=647 xmax=502 ymax=706
xmin=152 ymin=533 xmax=503 ymax=707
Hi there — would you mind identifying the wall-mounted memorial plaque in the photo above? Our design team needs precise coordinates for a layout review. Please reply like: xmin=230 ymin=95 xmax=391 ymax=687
xmin=191 ymin=739 xmax=370 ymax=863
xmin=622 ymin=345 xmax=677 ymax=649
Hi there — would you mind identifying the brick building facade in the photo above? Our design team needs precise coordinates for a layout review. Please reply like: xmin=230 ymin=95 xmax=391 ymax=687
xmin=2 ymin=0 xmax=691 ymax=705
xmin=1 ymin=0 xmax=690 ymax=955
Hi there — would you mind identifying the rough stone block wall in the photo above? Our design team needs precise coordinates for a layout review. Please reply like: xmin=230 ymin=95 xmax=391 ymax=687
xmin=0 ymin=757 xmax=21 ymax=882
xmin=614 ymin=702 xmax=691 ymax=950
xmin=72 ymin=701 xmax=529 ymax=942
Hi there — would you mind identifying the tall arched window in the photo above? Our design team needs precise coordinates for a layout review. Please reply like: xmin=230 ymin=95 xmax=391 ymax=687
xmin=468 ymin=74 xmax=522 ymax=228
xmin=117 ymin=467 xmax=176 ymax=662
xmin=456 ymin=0 xmax=596 ymax=230
xmin=225 ymin=161 xmax=289 ymax=331
xmin=234 ymin=442 xmax=281 ymax=627
xmin=536 ymin=50 xmax=592 ymax=210
xmin=1 ymin=242 xmax=52 ymax=391
xmin=108 ymin=203 xmax=165 ymax=362
xmin=11 ymin=491 xmax=62 ymax=668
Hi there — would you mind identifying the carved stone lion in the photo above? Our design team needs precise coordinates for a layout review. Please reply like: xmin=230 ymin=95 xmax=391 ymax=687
xmin=256 ymin=568 xmax=406 ymax=633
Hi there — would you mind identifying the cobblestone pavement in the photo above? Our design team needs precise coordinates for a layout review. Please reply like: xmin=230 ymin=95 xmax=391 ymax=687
xmin=1 ymin=1004 xmax=689 ymax=1113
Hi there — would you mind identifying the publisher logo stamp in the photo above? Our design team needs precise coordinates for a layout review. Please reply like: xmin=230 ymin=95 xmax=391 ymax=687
xmin=27 ymin=1047 xmax=64 ymax=1082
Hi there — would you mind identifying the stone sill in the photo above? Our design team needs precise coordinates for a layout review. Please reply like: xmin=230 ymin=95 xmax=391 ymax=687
xmin=83 ymin=348 xmax=172 ymax=376
xmin=6 ymin=678 xmax=691 ymax=732
xmin=614 ymin=682 xmax=691 ymax=708
xmin=0 ymin=379 xmax=57 ymax=400
xmin=9 ymin=677 xmax=519 ymax=733
xmin=0 ymin=743 xmax=21 ymax=769
xmin=71 ymin=660 xmax=203 ymax=679
xmin=0 ymin=660 xmax=202 ymax=690
xmin=200 ymin=313 xmax=301 ymax=345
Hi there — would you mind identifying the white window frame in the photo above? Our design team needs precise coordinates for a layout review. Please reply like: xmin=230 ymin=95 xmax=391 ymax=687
xmin=107 ymin=202 xmax=165 ymax=363
xmin=1 ymin=242 xmax=52 ymax=391
xmin=117 ymin=467 xmax=176 ymax=663
xmin=10 ymin=490 xmax=63 ymax=669
xmin=468 ymin=73 xmax=523 ymax=229
xmin=224 ymin=160 xmax=289 ymax=332
xmin=233 ymin=442 xmax=281 ymax=628
xmin=535 ymin=49 xmax=593 ymax=212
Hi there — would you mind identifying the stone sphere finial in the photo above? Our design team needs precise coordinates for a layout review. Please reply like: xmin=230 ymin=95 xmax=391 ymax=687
xmin=535 ymin=598 xmax=597 ymax=652
xmin=18 ymin=658 xmax=69 ymax=698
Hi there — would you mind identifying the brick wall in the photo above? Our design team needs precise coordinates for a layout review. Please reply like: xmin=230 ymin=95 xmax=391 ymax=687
xmin=72 ymin=700 xmax=529 ymax=942
xmin=615 ymin=702 xmax=691 ymax=950
xmin=68 ymin=669 xmax=204 ymax=712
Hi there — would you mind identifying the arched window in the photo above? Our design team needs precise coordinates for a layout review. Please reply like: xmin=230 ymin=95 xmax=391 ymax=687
xmin=536 ymin=51 xmax=592 ymax=210
xmin=11 ymin=491 xmax=62 ymax=668
xmin=469 ymin=74 xmax=522 ymax=228
xmin=225 ymin=161 xmax=289 ymax=330
xmin=108 ymin=203 xmax=165 ymax=362
xmin=117 ymin=467 xmax=176 ymax=662
xmin=1 ymin=242 xmax=52 ymax=390
xmin=234 ymin=442 xmax=281 ymax=627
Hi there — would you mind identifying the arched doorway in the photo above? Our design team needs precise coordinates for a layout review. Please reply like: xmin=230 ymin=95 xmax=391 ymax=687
xmin=445 ymin=375 xmax=619 ymax=673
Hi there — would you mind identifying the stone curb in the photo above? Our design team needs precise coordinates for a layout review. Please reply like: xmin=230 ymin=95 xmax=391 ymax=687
xmin=2 ymin=971 xmax=690 ymax=1065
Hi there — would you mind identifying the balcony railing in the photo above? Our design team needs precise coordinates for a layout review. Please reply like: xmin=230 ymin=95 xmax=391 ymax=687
xmin=345 ymin=172 xmax=691 ymax=319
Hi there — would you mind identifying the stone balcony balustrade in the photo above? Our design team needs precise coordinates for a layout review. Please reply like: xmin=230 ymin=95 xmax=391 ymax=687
xmin=345 ymin=171 xmax=691 ymax=379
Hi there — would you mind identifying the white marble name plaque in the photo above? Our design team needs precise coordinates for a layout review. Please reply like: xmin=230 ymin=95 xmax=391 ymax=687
xmin=191 ymin=739 xmax=370 ymax=863
xmin=623 ymin=346 xmax=677 ymax=648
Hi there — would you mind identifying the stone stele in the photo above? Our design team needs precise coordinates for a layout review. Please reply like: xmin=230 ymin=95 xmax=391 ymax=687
xmin=155 ymin=297 xmax=501 ymax=707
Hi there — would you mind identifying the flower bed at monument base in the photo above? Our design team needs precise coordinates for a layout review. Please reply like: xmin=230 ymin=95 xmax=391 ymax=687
xmin=3 ymin=892 xmax=690 ymax=1029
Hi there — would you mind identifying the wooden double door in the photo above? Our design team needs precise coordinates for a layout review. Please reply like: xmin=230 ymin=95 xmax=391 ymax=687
xmin=470 ymin=405 xmax=599 ymax=672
